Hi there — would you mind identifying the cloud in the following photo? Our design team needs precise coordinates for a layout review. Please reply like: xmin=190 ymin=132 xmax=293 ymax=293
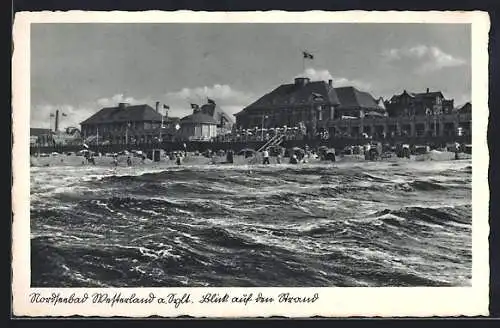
xmin=96 ymin=94 xmax=150 ymax=107
xmin=383 ymin=45 xmax=466 ymax=73
xmin=30 ymin=86 xmax=257 ymax=128
xmin=31 ymin=94 xmax=155 ymax=129
xmin=165 ymin=84 xmax=257 ymax=117
xmin=297 ymin=68 xmax=372 ymax=91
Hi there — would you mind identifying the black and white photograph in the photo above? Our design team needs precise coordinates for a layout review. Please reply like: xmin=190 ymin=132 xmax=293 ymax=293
xmin=13 ymin=10 xmax=490 ymax=317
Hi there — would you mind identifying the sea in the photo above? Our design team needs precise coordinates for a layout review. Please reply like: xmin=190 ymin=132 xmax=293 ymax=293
xmin=30 ymin=160 xmax=472 ymax=287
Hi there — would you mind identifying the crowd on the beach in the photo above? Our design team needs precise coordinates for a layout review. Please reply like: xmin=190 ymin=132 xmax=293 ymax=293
xmin=31 ymin=138 xmax=471 ymax=168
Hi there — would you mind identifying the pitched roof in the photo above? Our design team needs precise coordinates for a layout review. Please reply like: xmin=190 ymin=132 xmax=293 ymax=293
xmin=180 ymin=112 xmax=218 ymax=125
xmin=335 ymin=86 xmax=380 ymax=110
xmin=411 ymin=91 xmax=444 ymax=99
xmin=390 ymin=90 xmax=445 ymax=102
xmin=200 ymin=103 xmax=234 ymax=124
xmin=237 ymin=79 xmax=340 ymax=115
xmin=80 ymin=104 xmax=163 ymax=125
xmin=30 ymin=128 xmax=52 ymax=136
xmin=457 ymin=102 xmax=471 ymax=112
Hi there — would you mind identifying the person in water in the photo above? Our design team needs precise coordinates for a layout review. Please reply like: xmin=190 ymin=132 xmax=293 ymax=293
xmin=176 ymin=155 xmax=182 ymax=165
xmin=127 ymin=156 xmax=132 ymax=166
xmin=276 ymin=153 xmax=281 ymax=164
xmin=289 ymin=154 xmax=299 ymax=164
xmin=262 ymin=149 xmax=270 ymax=165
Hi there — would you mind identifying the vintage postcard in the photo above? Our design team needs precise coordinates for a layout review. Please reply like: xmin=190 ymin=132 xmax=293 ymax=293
xmin=12 ymin=10 xmax=490 ymax=317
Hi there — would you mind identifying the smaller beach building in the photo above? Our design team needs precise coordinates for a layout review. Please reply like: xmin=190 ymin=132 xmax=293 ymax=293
xmin=179 ymin=111 xmax=218 ymax=141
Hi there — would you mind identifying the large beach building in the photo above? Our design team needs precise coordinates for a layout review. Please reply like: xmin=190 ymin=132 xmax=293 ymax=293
xmin=235 ymin=77 xmax=341 ymax=137
xmin=235 ymin=77 xmax=471 ymax=140
xmin=80 ymin=102 xmax=179 ymax=145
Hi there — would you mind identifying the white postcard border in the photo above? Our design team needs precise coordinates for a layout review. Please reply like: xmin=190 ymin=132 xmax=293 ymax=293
xmin=12 ymin=10 xmax=491 ymax=317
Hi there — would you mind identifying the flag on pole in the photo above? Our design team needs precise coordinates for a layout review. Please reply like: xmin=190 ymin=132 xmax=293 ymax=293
xmin=191 ymin=103 xmax=199 ymax=110
xmin=303 ymin=51 xmax=314 ymax=60
xmin=62 ymin=113 xmax=67 ymax=117
xmin=163 ymin=104 xmax=170 ymax=110
xmin=207 ymin=98 xmax=216 ymax=105
xmin=50 ymin=113 xmax=55 ymax=117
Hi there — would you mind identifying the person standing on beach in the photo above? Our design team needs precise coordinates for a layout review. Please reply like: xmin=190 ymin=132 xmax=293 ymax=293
xmin=226 ymin=149 xmax=234 ymax=164
xmin=276 ymin=153 xmax=281 ymax=164
xmin=262 ymin=149 xmax=270 ymax=165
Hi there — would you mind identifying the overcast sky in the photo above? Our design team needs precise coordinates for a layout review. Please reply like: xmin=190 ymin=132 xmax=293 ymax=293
xmin=30 ymin=23 xmax=471 ymax=129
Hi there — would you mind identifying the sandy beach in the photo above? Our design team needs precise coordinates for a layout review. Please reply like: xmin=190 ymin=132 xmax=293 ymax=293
xmin=30 ymin=149 xmax=471 ymax=169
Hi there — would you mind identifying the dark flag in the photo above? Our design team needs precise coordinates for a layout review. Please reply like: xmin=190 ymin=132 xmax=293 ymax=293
xmin=62 ymin=112 xmax=67 ymax=117
xmin=163 ymin=104 xmax=170 ymax=109
xmin=50 ymin=113 xmax=55 ymax=117
xmin=207 ymin=98 xmax=216 ymax=105
xmin=303 ymin=51 xmax=314 ymax=60
xmin=191 ymin=103 xmax=199 ymax=110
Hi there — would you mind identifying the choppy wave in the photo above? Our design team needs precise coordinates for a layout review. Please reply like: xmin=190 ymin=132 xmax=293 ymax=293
xmin=30 ymin=160 xmax=472 ymax=287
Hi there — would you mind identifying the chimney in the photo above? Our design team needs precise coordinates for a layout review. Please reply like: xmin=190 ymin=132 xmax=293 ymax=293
xmin=426 ymin=88 xmax=429 ymax=93
xmin=155 ymin=101 xmax=160 ymax=112
xmin=55 ymin=110 xmax=59 ymax=132
xmin=294 ymin=77 xmax=310 ymax=87
xmin=328 ymin=79 xmax=333 ymax=87
xmin=118 ymin=102 xmax=130 ymax=109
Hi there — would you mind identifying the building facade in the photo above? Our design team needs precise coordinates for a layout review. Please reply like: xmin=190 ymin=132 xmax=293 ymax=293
xmin=235 ymin=77 xmax=341 ymax=137
xmin=385 ymin=89 xmax=455 ymax=117
xmin=199 ymin=100 xmax=234 ymax=135
xmin=327 ymin=112 xmax=472 ymax=139
xmin=179 ymin=111 xmax=218 ymax=141
xmin=30 ymin=128 xmax=53 ymax=147
xmin=334 ymin=86 xmax=387 ymax=119
xmin=80 ymin=102 xmax=177 ymax=145
xmin=234 ymin=78 xmax=469 ymax=140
